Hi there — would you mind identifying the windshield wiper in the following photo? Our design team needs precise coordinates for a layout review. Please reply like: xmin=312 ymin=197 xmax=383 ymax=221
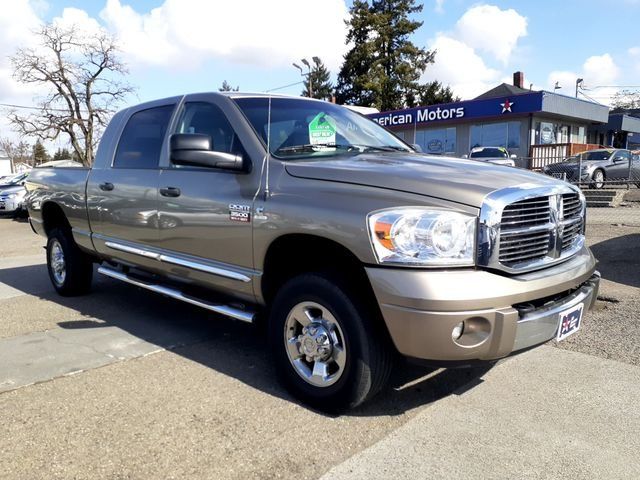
xmin=275 ymin=143 xmax=411 ymax=155
xmin=275 ymin=143 xmax=357 ymax=154
xmin=358 ymin=145 xmax=410 ymax=152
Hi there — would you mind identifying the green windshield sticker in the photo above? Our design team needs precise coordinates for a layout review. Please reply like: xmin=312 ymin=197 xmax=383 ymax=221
xmin=309 ymin=112 xmax=337 ymax=146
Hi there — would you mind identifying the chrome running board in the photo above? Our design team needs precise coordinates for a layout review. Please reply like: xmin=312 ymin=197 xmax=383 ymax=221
xmin=97 ymin=266 xmax=255 ymax=323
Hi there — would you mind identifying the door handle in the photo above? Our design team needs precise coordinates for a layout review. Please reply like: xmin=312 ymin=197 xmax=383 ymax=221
xmin=99 ymin=182 xmax=114 ymax=191
xmin=160 ymin=187 xmax=181 ymax=198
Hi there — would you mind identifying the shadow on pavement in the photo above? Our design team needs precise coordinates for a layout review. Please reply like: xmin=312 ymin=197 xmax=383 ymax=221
xmin=0 ymin=263 xmax=493 ymax=417
xmin=590 ymin=233 xmax=640 ymax=288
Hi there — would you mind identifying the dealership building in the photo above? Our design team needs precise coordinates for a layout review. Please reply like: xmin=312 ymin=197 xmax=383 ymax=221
xmin=367 ymin=72 xmax=614 ymax=168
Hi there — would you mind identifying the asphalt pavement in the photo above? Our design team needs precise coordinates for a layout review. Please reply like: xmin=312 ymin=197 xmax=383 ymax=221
xmin=0 ymin=213 xmax=639 ymax=479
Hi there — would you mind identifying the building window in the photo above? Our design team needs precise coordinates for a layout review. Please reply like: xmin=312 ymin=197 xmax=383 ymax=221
xmin=470 ymin=122 xmax=520 ymax=150
xmin=415 ymin=127 xmax=456 ymax=154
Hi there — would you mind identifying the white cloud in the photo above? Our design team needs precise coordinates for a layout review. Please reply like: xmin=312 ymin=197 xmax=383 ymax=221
xmin=435 ymin=0 xmax=445 ymax=13
xmin=547 ymin=54 xmax=620 ymax=105
xmin=422 ymin=34 xmax=501 ymax=99
xmin=454 ymin=5 xmax=527 ymax=64
xmin=628 ymin=46 xmax=640 ymax=56
xmin=0 ymin=0 xmax=45 ymax=143
xmin=100 ymin=0 xmax=350 ymax=70
xmin=421 ymin=4 xmax=526 ymax=99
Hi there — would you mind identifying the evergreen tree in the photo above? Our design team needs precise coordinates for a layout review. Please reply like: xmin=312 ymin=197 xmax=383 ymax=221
xmin=302 ymin=57 xmax=333 ymax=100
xmin=335 ymin=1 xmax=376 ymax=107
xmin=406 ymin=81 xmax=460 ymax=107
xmin=32 ymin=140 xmax=50 ymax=165
xmin=53 ymin=147 xmax=71 ymax=160
xmin=336 ymin=0 xmax=436 ymax=110
xmin=219 ymin=80 xmax=239 ymax=92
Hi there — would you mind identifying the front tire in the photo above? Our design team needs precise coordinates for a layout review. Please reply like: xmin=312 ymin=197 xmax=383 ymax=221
xmin=46 ymin=227 xmax=93 ymax=296
xmin=591 ymin=169 xmax=605 ymax=189
xmin=268 ymin=273 xmax=392 ymax=411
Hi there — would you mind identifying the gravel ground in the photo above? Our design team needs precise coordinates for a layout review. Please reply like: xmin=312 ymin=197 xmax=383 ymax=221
xmin=552 ymin=222 xmax=640 ymax=366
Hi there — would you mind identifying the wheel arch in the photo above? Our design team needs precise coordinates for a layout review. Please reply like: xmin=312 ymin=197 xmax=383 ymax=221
xmin=260 ymin=233 xmax=374 ymax=307
xmin=41 ymin=202 xmax=71 ymax=235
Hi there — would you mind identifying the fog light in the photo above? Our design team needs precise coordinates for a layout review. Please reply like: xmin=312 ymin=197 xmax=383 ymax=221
xmin=452 ymin=321 xmax=464 ymax=341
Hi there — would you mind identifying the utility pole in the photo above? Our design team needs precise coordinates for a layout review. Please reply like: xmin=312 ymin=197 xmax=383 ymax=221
xmin=293 ymin=58 xmax=313 ymax=98
xmin=575 ymin=78 xmax=584 ymax=98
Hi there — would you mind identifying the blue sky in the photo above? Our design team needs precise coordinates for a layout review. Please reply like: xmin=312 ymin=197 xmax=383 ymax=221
xmin=1 ymin=0 xmax=639 ymax=132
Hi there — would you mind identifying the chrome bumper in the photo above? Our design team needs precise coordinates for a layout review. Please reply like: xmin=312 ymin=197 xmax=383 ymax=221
xmin=513 ymin=272 xmax=600 ymax=351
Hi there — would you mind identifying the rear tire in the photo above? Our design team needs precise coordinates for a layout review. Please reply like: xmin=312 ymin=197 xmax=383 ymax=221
xmin=268 ymin=272 xmax=392 ymax=412
xmin=46 ymin=227 xmax=93 ymax=296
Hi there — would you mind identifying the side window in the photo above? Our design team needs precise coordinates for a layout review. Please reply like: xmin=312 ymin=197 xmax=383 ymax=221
xmin=174 ymin=102 xmax=246 ymax=157
xmin=113 ymin=105 xmax=175 ymax=169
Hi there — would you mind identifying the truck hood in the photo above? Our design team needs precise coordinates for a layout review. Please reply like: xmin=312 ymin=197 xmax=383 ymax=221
xmin=285 ymin=153 xmax=565 ymax=208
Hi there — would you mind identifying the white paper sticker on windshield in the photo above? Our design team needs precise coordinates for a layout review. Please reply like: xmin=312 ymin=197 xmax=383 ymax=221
xmin=309 ymin=112 xmax=337 ymax=146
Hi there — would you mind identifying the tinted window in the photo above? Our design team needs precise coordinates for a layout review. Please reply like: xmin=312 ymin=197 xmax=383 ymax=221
xmin=470 ymin=147 xmax=508 ymax=158
xmin=174 ymin=102 xmax=246 ymax=157
xmin=114 ymin=105 xmax=175 ymax=169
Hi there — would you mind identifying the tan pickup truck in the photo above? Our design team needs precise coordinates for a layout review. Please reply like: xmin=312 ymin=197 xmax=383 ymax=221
xmin=25 ymin=93 xmax=600 ymax=410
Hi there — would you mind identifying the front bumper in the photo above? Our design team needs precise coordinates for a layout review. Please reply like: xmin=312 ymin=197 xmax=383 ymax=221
xmin=366 ymin=246 xmax=599 ymax=362
xmin=0 ymin=197 xmax=22 ymax=214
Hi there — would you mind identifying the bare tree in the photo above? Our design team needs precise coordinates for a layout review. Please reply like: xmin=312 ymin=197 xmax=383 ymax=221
xmin=0 ymin=137 xmax=31 ymax=172
xmin=8 ymin=23 xmax=135 ymax=165
xmin=612 ymin=90 xmax=640 ymax=110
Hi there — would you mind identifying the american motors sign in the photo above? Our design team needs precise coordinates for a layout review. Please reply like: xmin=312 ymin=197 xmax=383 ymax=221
xmin=368 ymin=91 xmax=544 ymax=127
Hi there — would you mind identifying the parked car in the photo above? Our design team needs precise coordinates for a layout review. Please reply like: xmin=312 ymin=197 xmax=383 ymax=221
xmin=464 ymin=146 xmax=517 ymax=167
xmin=542 ymin=148 xmax=640 ymax=188
xmin=0 ymin=172 xmax=29 ymax=217
xmin=25 ymin=93 xmax=599 ymax=411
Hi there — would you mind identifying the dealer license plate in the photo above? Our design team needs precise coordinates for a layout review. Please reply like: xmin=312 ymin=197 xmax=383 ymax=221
xmin=556 ymin=303 xmax=583 ymax=341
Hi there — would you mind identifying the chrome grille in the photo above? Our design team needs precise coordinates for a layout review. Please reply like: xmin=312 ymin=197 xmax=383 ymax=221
xmin=479 ymin=186 xmax=586 ymax=274
xmin=561 ymin=193 xmax=583 ymax=251
xmin=499 ymin=196 xmax=552 ymax=266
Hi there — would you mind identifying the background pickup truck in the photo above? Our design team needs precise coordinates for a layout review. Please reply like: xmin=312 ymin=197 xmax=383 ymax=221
xmin=25 ymin=93 xmax=600 ymax=410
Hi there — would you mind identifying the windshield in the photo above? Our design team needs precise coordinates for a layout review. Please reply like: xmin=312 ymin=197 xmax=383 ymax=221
xmin=470 ymin=147 xmax=508 ymax=158
xmin=569 ymin=150 xmax=613 ymax=162
xmin=233 ymin=97 xmax=412 ymax=159
xmin=0 ymin=172 xmax=28 ymax=186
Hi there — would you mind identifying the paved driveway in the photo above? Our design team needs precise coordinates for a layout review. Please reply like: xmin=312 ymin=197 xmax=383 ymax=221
xmin=0 ymin=216 xmax=638 ymax=479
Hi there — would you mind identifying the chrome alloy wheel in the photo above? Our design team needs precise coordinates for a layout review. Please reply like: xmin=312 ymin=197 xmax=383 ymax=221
xmin=283 ymin=301 xmax=347 ymax=387
xmin=593 ymin=169 xmax=605 ymax=189
xmin=50 ymin=239 xmax=67 ymax=286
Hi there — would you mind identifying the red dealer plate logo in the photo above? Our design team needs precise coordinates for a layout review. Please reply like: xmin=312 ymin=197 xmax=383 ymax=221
xmin=556 ymin=303 xmax=584 ymax=342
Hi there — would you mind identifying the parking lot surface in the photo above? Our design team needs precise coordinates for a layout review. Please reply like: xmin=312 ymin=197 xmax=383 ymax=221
xmin=1 ymin=214 xmax=639 ymax=479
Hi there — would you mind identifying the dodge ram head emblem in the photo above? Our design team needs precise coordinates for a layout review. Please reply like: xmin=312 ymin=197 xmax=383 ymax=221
xmin=548 ymin=194 xmax=564 ymax=258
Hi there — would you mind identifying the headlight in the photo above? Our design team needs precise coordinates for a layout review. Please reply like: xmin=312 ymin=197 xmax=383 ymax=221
xmin=368 ymin=208 xmax=476 ymax=266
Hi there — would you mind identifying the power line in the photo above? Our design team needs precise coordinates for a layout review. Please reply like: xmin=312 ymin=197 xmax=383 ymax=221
xmin=0 ymin=102 xmax=72 ymax=112
xmin=264 ymin=80 xmax=303 ymax=93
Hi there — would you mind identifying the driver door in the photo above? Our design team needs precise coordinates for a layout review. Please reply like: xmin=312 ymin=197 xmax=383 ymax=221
xmin=155 ymin=96 xmax=259 ymax=301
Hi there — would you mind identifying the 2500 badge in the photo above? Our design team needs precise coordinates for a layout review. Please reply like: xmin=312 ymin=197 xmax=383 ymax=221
xmin=229 ymin=204 xmax=251 ymax=223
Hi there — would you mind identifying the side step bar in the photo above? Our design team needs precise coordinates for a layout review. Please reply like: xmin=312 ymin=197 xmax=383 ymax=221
xmin=97 ymin=266 xmax=255 ymax=323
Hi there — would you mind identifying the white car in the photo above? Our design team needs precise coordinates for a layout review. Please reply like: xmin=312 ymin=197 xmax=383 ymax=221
xmin=466 ymin=147 xmax=517 ymax=167
xmin=0 ymin=172 xmax=29 ymax=216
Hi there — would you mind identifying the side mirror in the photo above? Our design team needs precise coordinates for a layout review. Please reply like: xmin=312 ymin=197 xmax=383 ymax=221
xmin=411 ymin=144 xmax=423 ymax=153
xmin=461 ymin=154 xmax=468 ymax=159
xmin=170 ymin=133 xmax=244 ymax=171
xmin=510 ymin=154 xmax=517 ymax=159
xmin=613 ymin=156 xmax=626 ymax=164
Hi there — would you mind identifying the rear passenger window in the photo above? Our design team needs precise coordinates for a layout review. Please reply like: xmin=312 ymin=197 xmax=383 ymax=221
xmin=114 ymin=105 xmax=175 ymax=169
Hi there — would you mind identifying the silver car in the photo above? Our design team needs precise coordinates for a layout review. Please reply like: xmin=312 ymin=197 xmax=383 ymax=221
xmin=543 ymin=149 xmax=640 ymax=189
xmin=0 ymin=172 xmax=29 ymax=216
